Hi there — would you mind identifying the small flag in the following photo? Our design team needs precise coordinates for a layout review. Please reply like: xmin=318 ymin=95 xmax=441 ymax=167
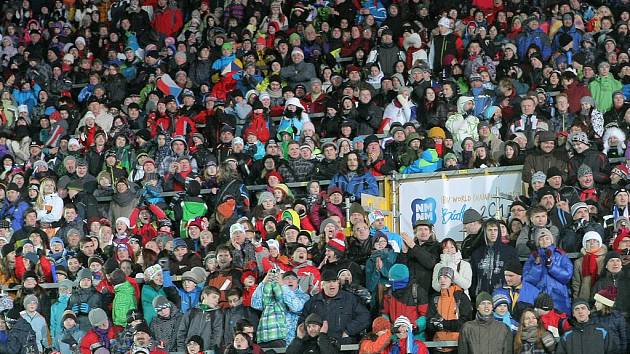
xmin=156 ymin=74 xmax=183 ymax=102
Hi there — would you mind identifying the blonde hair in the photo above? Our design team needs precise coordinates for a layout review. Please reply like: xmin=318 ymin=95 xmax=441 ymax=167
xmin=35 ymin=178 xmax=56 ymax=210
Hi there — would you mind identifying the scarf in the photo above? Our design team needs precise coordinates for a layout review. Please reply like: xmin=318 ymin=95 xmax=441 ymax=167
xmin=613 ymin=205 xmax=629 ymax=222
xmin=391 ymin=277 xmax=409 ymax=291
xmin=476 ymin=312 xmax=493 ymax=323
xmin=494 ymin=311 xmax=513 ymax=328
xmin=581 ymin=248 xmax=600 ymax=284
xmin=521 ymin=325 xmax=538 ymax=343
xmin=94 ymin=326 xmax=111 ymax=349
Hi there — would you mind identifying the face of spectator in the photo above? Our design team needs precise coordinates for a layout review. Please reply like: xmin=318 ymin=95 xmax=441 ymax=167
xmin=607 ymin=257 xmax=623 ymax=273
xmin=464 ymin=221 xmax=481 ymax=235
xmin=540 ymin=141 xmax=555 ymax=153
xmin=578 ymin=173 xmax=594 ymax=188
xmin=322 ymin=279 xmax=340 ymax=297
xmin=485 ymin=224 xmax=499 ymax=243
xmin=478 ymin=300 xmax=493 ymax=316
xmin=414 ymin=225 xmax=431 ymax=242
xmin=521 ymin=99 xmax=535 ymax=115
xmin=354 ymin=223 xmax=370 ymax=240
xmin=573 ymin=304 xmax=590 ymax=323
xmin=538 ymin=233 xmax=553 ymax=248
xmin=599 ymin=64 xmax=610 ymax=76
xmin=217 ymin=250 xmax=232 ymax=268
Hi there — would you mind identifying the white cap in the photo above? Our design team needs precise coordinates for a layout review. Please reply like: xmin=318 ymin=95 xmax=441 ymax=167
xmin=18 ymin=105 xmax=28 ymax=113
xmin=438 ymin=17 xmax=451 ymax=28
xmin=68 ymin=138 xmax=80 ymax=147
xmin=582 ymin=231 xmax=602 ymax=249
xmin=230 ymin=223 xmax=245 ymax=235
xmin=291 ymin=47 xmax=304 ymax=57
xmin=232 ymin=137 xmax=244 ymax=146
xmin=267 ymin=239 xmax=280 ymax=251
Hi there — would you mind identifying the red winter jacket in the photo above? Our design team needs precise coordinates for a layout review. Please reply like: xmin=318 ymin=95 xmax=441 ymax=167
xmin=243 ymin=111 xmax=271 ymax=143
xmin=80 ymin=326 xmax=116 ymax=354
xmin=382 ymin=288 xmax=428 ymax=328
xmin=152 ymin=7 xmax=183 ymax=37
xmin=154 ymin=113 xmax=197 ymax=138
xmin=130 ymin=205 xmax=167 ymax=245
xmin=15 ymin=254 xmax=53 ymax=282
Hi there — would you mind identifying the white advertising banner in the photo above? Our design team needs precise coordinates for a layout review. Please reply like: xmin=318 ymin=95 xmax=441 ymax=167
xmin=398 ymin=170 xmax=522 ymax=241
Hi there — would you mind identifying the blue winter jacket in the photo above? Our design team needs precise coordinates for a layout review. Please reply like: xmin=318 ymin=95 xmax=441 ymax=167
xmin=50 ymin=294 xmax=70 ymax=350
xmin=552 ymin=26 xmax=583 ymax=52
xmin=330 ymin=171 xmax=379 ymax=201
xmin=523 ymin=246 xmax=573 ymax=314
xmin=0 ymin=199 xmax=30 ymax=232
xmin=211 ymin=54 xmax=237 ymax=71
xmin=12 ymin=83 xmax=41 ymax=112
xmin=251 ymin=283 xmax=309 ymax=345
xmin=517 ymin=28 xmax=552 ymax=61
xmin=356 ymin=0 xmax=387 ymax=25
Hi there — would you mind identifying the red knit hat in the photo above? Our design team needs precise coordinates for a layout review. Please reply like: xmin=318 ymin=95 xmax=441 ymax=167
xmin=187 ymin=217 xmax=204 ymax=230
xmin=327 ymin=238 xmax=346 ymax=254
xmin=594 ymin=286 xmax=618 ymax=307
xmin=266 ymin=171 xmax=283 ymax=184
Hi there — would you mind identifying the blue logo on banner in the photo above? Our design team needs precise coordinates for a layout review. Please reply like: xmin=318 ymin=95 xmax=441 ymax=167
xmin=411 ymin=198 xmax=437 ymax=225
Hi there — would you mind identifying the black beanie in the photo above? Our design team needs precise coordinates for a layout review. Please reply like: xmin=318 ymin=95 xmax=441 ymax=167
xmin=1 ymin=243 xmax=14 ymax=257
xmin=504 ymin=258 xmax=523 ymax=275
xmin=534 ymin=292 xmax=554 ymax=311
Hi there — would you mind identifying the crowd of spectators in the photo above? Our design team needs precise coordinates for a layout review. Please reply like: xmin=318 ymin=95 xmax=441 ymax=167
xmin=0 ymin=0 xmax=629 ymax=353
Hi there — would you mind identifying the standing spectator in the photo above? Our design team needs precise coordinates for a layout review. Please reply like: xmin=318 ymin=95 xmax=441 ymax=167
xmin=589 ymin=62 xmax=623 ymax=113
xmin=522 ymin=228 xmax=573 ymax=314
xmin=471 ymin=219 xmax=519 ymax=295
xmin=591 ymin=287 xmax=627 ymax=354
xmin=573 ymin=231 xmax=608 ymax=300
xmin=300 ymin=269 xmax=370 ymax=344
xmin=513 ymin=308 xmax=556 ymax=354
xmin=556 ymin=299 xmax=614 ymax=354
xmin=458 ymin=292 xmax=513 ymax=354
xmin=80 ymin=308 xmax=116 ymax=354
xmin=152 ymin=0 xmax=184 ymax=38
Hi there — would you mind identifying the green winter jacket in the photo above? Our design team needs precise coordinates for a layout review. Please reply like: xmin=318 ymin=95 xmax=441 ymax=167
xmin=113 ymin=281 xmax=137 ymax=326
xmin=589 ymin=74 xmax=622 ymax=113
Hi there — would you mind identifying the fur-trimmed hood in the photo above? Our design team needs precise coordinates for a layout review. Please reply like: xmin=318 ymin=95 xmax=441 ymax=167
xmin=603 ymin=126 xmax=626 ymax=155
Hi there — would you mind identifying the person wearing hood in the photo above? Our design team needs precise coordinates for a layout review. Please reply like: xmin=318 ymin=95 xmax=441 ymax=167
xmin=277 ymin=97 xmax=309 ymax=142
xmin=573 ymin=231 xmax=608 ymax=300
xmin=364 ymin=231 xmax=396 ymax=307
xmin=471 ymin=219 xmax=519 ymax=295
xmin=403 ymin=139 xmax=442 ymax=173
xmin=553 ymin=12 xmax=583 ymax=52
xmin=445 ymin=96 xmax=479 ymax=154
xmin=398 ymin=132 xmax=423 ymax=170
xmin=523 ymin=228 xmax=573 ymax=314
xmin=50 ymin=279 xmax=74 ymax=350
xmin=516 ymin=16 xmax=552 ymax=61
xmin=556 ymin=299 xmax=613 ymax=354
xmin=458 ymin=291 xmax=513 ymax=353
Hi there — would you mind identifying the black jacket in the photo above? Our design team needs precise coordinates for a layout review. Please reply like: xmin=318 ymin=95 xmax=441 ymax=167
xmin=0 ymin=318 xmax=38 ymax=354
xmin=300 ymin=290 xmax=371 ymax=343
xmin=316 ymin=158 xmax=341 ymax=180
xmin=397 ymin=241 xmax=438 ymax=292
xmin=556 ymin=320 xmax=613 ymax=354
xmin=286 ymin=333 xmax=340 ymax=354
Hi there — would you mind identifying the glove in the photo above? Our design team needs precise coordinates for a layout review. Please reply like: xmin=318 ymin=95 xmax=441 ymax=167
xmin=61 ymin=332 xmax=77 ymax=346
xmin=430 ymin=318 xmax=444 ymax=330
xmin=545 ymin=249 xmax=553 ymax=267
xmin=71 ymin=304 xmax=80 ymax=314
xmin=526 ymin=239 xmax=537 ymax=252
xmin=79 ymin=303 xmax=90 ymax=313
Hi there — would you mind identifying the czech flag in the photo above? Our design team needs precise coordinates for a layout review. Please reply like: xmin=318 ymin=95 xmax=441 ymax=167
xmin=221 ymin=60 xmax=243 ymax=76
xmin=156 ymin=74 xmax=183 ymax=102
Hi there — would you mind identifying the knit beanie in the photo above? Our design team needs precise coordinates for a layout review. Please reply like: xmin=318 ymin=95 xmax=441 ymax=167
xmin=534 ymin=292 xmax=554 ymax=311
xmin=475 ymin=291 xmax=492 ymax=308
xmin=88 ymin=308 xmax=108 ymax=327
xmin=257 ymin=191 xmax=275 ymax=205
xmin=492 ymin=293 xmax=509 ymax=309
